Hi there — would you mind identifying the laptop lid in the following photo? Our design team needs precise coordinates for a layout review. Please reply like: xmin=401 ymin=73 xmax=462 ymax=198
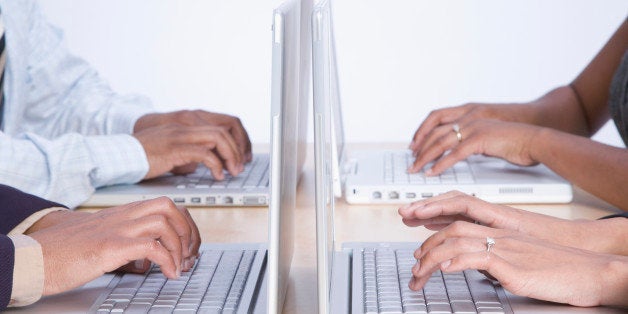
xmin=312 ymin=0 xmax=347 ymax=199
xmin=313 ymin=2 xmax=340 ymax=313
xmin=268 ymin=0 xmax=312 ymax=312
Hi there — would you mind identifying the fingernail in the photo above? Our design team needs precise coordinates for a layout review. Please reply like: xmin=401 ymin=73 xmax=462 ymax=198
xmin=409 ymin=278 xmax=416 ymax=290
xmin=441 ymin=260 xmax=451 ymax=269
xmin=425 ymin=168 xmax=434 ymax=176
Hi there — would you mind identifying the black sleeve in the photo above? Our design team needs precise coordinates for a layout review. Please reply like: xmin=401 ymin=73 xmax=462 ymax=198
xmin=0 ymin=235 xmax=15 ymax=311
xmin=599 ymin=212 xmax=628 ymax=220
xmin=0 ymin=184 xmax=67 ymax=234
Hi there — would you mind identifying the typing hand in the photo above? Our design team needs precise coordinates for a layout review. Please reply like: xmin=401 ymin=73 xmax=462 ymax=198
xmin=27 ymin=197 xmax=200 ymax=296
xmin=409 ymin=221 xmax=628 ymax=307
xmin=398 ymin=191 xmax=627 ymax=255
xmin=134 ymin=123 xmax=245 ymax=180
xmin=407 ymin=119 xmax=541 ymax=175
xmin=135 ymin=110 xmax=252 ymax=163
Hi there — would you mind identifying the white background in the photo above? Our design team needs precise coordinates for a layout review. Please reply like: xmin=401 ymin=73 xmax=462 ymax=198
xmin=39 ymin=0 xmax=628 ymax=147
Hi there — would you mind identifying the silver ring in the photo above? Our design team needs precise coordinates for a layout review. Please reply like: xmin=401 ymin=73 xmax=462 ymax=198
xmin=486 ymin=237 xmax=495 ymax=253
xmin=452 ymin=124 xmax=462 ymax=142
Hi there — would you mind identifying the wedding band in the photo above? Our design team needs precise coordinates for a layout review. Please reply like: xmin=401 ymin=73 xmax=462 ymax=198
xmin=452 ymin=124 xmax=462 ymax=142
xmin=486 ymin=237 xmax=495 ymax=253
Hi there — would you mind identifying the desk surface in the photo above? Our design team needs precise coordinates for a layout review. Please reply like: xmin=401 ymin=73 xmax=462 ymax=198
xmin=183 ymin=143 xmax=621 ymax=314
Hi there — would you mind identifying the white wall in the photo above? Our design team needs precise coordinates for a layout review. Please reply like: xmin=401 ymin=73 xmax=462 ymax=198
xmin=39 ymin=0 xmax=627 ymax=147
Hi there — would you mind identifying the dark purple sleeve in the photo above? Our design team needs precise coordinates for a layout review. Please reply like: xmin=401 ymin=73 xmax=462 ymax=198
xmin=0 ymin=184 xmax=67 ymax=234
xmin=0 ymin=235 xmax=15 ymax=311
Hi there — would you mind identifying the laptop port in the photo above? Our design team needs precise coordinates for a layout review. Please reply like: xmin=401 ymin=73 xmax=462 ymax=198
xmin=244 ymin=196 xmax=266 ymax=205
xmin=389 ymin=191 xmax=399 ymax=199
xmin=421 ymin=192 xmax=433 ymax=198
xmin=206 ymin=197 xmax=216 ymax=205
xmin=191 ymin=197 xmax=201 ymax=204
xmin=223 ymin=196 xmax=233 ymax=204
xmin=173 ymin=197 xmax=185 ymax=203
xmin=405 ymin=192 xmax=416 ymax=199
xmin=372 ymin=191 xmax=382 ymax=199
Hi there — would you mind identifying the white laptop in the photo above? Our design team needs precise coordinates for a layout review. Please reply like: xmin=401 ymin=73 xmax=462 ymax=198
xmin=4 ymin=1 xmax=310 ymax=312
xmin=311 ymin=0 xmax=573 ymax=205
xmin=313 ymin=2 xmax=622 ymax=314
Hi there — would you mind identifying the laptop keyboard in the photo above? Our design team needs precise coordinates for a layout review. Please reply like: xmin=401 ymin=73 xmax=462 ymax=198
xmin=384 ymin=152 xmax=475 ymax=185
xmin=175 ymin=155 xmax=270 ymax=190
xmin=362 ymin=248 xmax=506 ymax=314
xmin=95 ymin=249 xmax=257 ymax=313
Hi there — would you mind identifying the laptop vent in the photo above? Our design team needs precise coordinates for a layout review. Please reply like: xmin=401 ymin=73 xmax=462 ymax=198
xmin=499 ymin=187 xmax=533 ymax=194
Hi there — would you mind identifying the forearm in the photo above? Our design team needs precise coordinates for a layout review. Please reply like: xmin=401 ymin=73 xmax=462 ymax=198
xmin=526 ymin=86 xmax=592 ymax=136
xmin=530 ymin=127 xmax=628 ymax=210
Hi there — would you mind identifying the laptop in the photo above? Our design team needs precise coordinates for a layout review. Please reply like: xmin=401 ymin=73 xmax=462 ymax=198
xmin=313 ymin=4 xmax=622 ymax=313
xmin=5 ymin=1 xmax=309 ymax=312
xmin=311 ymin=0 xmax=573 ymax=205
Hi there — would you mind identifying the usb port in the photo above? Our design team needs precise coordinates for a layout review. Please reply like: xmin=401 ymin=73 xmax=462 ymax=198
xmin=405 ymin=192 xmax=416 ymax=199
xmin=173 ymin=197 xmax=185 ymax=203
xmin=191 ymin=197 xmax=201 ymax=204
xmin=421 ymin=192 xmax=433 ymax=198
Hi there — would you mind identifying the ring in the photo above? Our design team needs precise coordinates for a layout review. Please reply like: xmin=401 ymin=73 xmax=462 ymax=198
xmin=486 ymin=237 xmax=495 ymax=253
xmin=452 ymin=124 xmax=462 ymax=142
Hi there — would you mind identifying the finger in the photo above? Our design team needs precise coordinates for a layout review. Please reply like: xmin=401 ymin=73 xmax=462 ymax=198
xmin=202 ymin=149 xmax=227 ymax=180
xmin=224 ymin=117 xmax=252 ymax=162
xmin=116 ymin=259 xmax=151 ymax=274
xmin=410 ymin=237 xmax=486 ymax=290
xmin=441 ymin=251 xmax=516 ymax=286
xmin=410 ymin=107 xmax=467 ymax=151
xmin=428 ymin=142 xmax=478 ymax=176
xmin=171 ymin=163 xmax=199 ymax=175
xmin=179 ymin=126 xmax=242 ymax=174
xmin=128 ymin=214 xmax=185 ymax=275
xmin=409 ymin=126 xmax=458 ymax=173
xmin=123 ymin=198 xmax=194 ymax=262
xmin=398 ymin=191 xmax=468 ymax=219
xmin=177 ymin=206 xmax=201 ymax=271
xmin=114 ymin=238 xmax=180 ymax=279
xmin=419 ymin=222 xmax=512 ymax=260
xmin=401 ymin=193 xmax=517 ymax=231
xmin=401 ymin=214 xmax=472 ymax=228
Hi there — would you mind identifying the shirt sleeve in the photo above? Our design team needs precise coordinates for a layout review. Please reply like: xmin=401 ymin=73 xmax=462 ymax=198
xmin=13 ymin=0 xmax=155 ymax=138
xmin=0 ymin=131 xmax=149 ymax=209
xmin=7 ymin=235 xmax=43 ymax=308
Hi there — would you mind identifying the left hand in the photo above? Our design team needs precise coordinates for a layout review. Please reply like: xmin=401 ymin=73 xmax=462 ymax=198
xmin=135 ymin=110 xmax=252 ymax=168
xmin=398 ymin=191 xmax=628 ymax=255
xmin=408 ymin=119 xmax=541 ymax=175
xmin=409 ymin=221 xmax=626 ymax=307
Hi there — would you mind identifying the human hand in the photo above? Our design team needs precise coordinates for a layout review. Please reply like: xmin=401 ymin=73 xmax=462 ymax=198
xmin=409 ymin=103 xmax=536 ymax=154
xmin=398 ymin=191 xmax=627 ymax=255
xmin=135 ymin=110 xmax=252 ymax=163
xmin=407 ymin=119 xmax=542 ymax=175
xmin=26 ymin=197 xmax=201 ymax=296
xmin=408 ymin=221 xmax=628 ymax=307
xmin=135 ymin=123 xmax=245 ymax=180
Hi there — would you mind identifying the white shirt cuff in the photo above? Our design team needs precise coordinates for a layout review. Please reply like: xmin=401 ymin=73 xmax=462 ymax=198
xmin=8 ymin=235 xmax=44 ymax=307
xmin=85 ymin=134 xmax=149 ymax=187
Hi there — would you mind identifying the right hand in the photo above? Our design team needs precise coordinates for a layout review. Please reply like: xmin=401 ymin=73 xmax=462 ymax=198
xmin=27 ymin=197 xmax=201 ymax=296
xmin=409 ymin=221 xmax=628 ymax=307
xmin=398 ymin=191 xmax=628 ymax=255
xmin=134 ymin=123 xmax=245 ymax=180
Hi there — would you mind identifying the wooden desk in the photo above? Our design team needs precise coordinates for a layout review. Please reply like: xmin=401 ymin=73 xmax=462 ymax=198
xmin=185 ymin=144 xmax=622 ymax=313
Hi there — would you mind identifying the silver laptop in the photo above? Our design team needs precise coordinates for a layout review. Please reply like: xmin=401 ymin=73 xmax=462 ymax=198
xmin=311 ymin=0 xmax=572 ymax=205
xmin=5 ymin=2 xmax=309 ymax=312
xmin=313 ymin=4 xmax=620 ymax=313
xmin=84 ymin=154 xmax=271 ymax=207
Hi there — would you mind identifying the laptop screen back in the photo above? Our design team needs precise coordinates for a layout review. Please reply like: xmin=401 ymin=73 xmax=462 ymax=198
xmin=268 ymin=0 xmax=311 ymax=312
xmin=313 ymin=0 xmax=339 ymax=312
